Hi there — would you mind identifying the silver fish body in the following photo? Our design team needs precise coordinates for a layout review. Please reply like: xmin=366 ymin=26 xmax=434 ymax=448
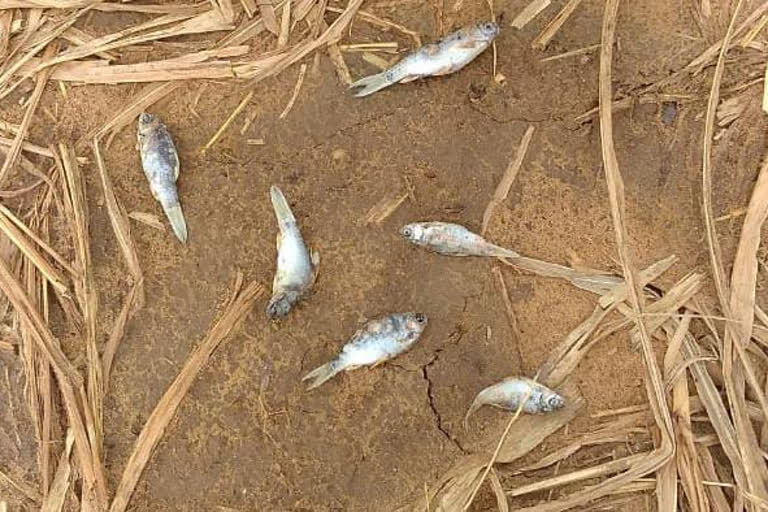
xmin=302 ymin=312 xmax=428 ymax=390
xmin=267 ymin=186 xmax=317 ymax=319
xmin=464 ymin=377 xmax=565 ymax=428
xmin=400 ymin=222 xmax=519 ymax=258
xmin=350 ymin=21 xmax=500 ymax=97
xmin=137 ymin=112 xmax=188 ymax=243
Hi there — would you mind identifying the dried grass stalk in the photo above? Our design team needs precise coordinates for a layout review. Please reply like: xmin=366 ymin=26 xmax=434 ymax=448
xmin=0 ymin=10 xmax=85 ymax=100
xmin=128 ymin=211 xmax=165 ymax=231
xmin=89 ymin=82 xmax=182 ymax=142
xmin=30 ymin=9 xmax=235 ymax=76
xmin=277 ymin=0 xmax=291 ymax=48
xmin=279 ymin=63 xmax=307 ymax=119
xmin=540 ymin=44 xmax=599 ymax=62
xmin=698 ymin=0 xmax=768 ymax=503
xmin=92 ymin=139 xmax=145 ymax=394
xmin=482 ymin=125 xmax=534 ymax=235
xmin=0 ymin=206 xmax=70 ymax=296
xmin=363 ymin=193 xmax=408 ymax=225
xmin=91 ymin=139 xmax=143 ymax=282
xmin=19 ymin=256 xmax=44 ymax=495
xmin=0 ymin=468 xmax=42 ymax=504
xmin=40 ymin=429 xmax=74 ymax=512
xmin=59 ymin=143 xmax=104 ymax=473
xmin=22 ymin=46 xmax=250 ymax=83
xmin=61 ymin=26 xmax=118 ymax=61
xmin=0 ymin=11 xmax=12 ymax=59
xmin=0 ymin=201 xmax=74 ymax=272
xmin=511 ymin=0 xmax=551 ymax=29
xmin=531 ymin=0 xmax=584 ymax=49
xmin=0 ymin=258 xmax=107 ymax=507
xmin=102 ymin=282 xmax=143 ymax=393
xmin=0 ymin=0 xmax=98 ymax=7
xmin=241 ymin=0 xmax=258 ymax=17
xmin=109 ymin=280 xmax=264 ymax=512
xmin=0 ymin=136 xmax=59 ymax=159
xmin=328 ymin=43 xmax=352 ymax=85
xmin=0 ymin=42 xmax=57 ymax=186
xmin=514 ymin=2 xmax=674 ymax=510
xmin=326 ymin=6 xmax=421 ymax=46
xmin=258 ymin=0 xmax=280 ymax=34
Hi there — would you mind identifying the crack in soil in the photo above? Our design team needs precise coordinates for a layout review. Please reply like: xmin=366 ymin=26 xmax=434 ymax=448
xmin=421 ymin=328 xmax=469 ymax=455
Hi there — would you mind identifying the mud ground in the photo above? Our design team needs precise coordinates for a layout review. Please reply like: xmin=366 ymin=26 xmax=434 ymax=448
xmin=2 ymin=0 xmax=767 ymax=510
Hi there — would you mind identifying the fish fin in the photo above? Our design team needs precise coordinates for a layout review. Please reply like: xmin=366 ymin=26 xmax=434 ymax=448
xmin=173 ymin=161 xmax=179 ymax=181
xmin=463 ymin=396 xmax=483 ymax=430
xmin=275 ymin=231 xmax=282 ymax=251
xmin=310 ymin=248 xmax=320 ymax=285
xmin=302 ymin=359 xmax=342 ymax=390
xmin=399 ymin=75 xmax=420 ymax=84
xmin=162 ymin=203 xmax=188 ymax=243
xmin=270 ymin=185 xmax=296 ymax=232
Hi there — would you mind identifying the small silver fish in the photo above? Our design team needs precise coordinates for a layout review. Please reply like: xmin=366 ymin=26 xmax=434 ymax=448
xmin=302 ymin=312 xmax=428 ymax=390
xmin=464 ymin=377 xmax=565 ymax=428
xmin=401 ymin=222 xmax=519 ymax=258
xmin=267 ymin=185 xmax=318 ymax=319
xmin=137 ymin=112 xmax=188 ymax=243
xmin=350 ymin=20 xmax=500 ymax=97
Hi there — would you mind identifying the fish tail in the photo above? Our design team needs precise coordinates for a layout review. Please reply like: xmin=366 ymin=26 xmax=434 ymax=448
xmin=162 ymin=202 xmax=188 ymax=243
xmin=302 ymin=358 xmax=342 ymax=390
xmin=270 ymin=185 xmax=296 ymax=232
xmin=487 ymin=244 xmax=519 ymax=259
xmin=349 ymin=66 xmax=405 ymax=98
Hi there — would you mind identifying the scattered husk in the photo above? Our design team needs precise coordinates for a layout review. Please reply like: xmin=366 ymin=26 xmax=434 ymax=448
xmin=109 ymin=279 xmax=264 ymax=512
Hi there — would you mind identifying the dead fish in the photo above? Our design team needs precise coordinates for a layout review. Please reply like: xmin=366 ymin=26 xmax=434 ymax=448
xmin=400 ymin=222 xmax=519 ymax=258
xmin=350 ymin=20 xmax=500 ymax=97
xmin=464 ymin=377 xmax=565 ymax=428
xmin=137 ymin=112 xmax=187 ymax=243
xmin=302 ymin=312 xmax=428 ymax=390
xmin=267 ymin=185 xmax=318 ymax=319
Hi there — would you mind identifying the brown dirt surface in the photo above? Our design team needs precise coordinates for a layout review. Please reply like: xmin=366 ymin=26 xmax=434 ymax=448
xmin=2 ymin=0 xmax=767 ymax=511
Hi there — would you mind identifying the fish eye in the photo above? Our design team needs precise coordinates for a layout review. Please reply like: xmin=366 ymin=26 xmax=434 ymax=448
xmin=402 ymin=227 xmax=412 ymax=238
xmin=415 ymin=313 xmax=426 ymax=323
